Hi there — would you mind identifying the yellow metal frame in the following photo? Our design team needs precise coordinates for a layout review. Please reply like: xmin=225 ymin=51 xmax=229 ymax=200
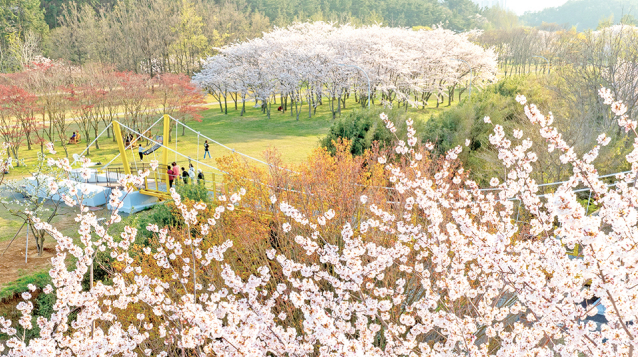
xmin=113 ymin=121 xmax=131 ymax=176
xmin=162 ymin=114 xmax=170 ymax=193
xmin=112 ymin=114 xmax=172 ymax=201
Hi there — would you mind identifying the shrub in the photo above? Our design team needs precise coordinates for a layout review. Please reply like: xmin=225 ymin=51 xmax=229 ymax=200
xmin=136 ymin=180 xmax=211 ymax=245
xmin=423 ymin=76 xmax=632 ymax=184
xmin=321 ymin=107 xmax=427 ymax=156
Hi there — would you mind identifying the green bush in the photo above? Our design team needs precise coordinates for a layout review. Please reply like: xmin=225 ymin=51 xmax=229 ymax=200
xmin=174 ymin=180 xmax=212 ymax=203
xmin=0 ymin=271 xmax=52 ymax=301
xmin=422 ymin=76 xmax=539 ymax=156
xmin=321 ymin=107 xmax=427 ymax=156
xmin=0 ymin=272 xmax=55 ymax=342
xmin=136 ymin=182 xmax=211 ymax=245
xmin=421 ymin=75 xmax=632 ymax=184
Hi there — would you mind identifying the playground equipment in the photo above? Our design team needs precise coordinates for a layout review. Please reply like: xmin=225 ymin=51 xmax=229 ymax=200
xmin=142 ymin=136 xmax=163 ymax=155
xmin=111 ymin=115 xmax=173 ymax=201
xmin=67 ymin=113 xmax=266 ymax=213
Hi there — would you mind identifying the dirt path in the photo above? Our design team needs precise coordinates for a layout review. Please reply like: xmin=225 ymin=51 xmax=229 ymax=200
xmin=0 ymin=233 xmax=55 ymax=289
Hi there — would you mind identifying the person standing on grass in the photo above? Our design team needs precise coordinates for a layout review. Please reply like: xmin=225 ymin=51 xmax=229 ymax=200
xmin=203 ymin=140 xmax=211 ymax=159
xmin=138 ymin=144 xmax=145 ymax=161
xmin=167 ymin=165 xmax=175 ymax=188
xmin=197 ymin=169 xmax=204 ymax=185
xmin=189 ymin=164 xmax=196 ymax=184
xmin=172 ymin=162 xmax=180 ymax=185
xmin=181 ymin=167 xmax=189 ymax=184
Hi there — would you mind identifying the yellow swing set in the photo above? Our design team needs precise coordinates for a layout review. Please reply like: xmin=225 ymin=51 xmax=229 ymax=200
xmin=112 ymin=114 xmax=172 ymax=200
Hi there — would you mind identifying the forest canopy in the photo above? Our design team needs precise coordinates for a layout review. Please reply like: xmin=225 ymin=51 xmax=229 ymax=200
xmin=0 ymin=0 xmax=485 ymax=73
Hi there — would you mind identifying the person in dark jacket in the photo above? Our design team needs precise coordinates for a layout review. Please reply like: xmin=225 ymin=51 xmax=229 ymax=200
xmin=203 ymin=140 xmax=211 ymax=159
xmin=197 ymin=169 xmax=204 ymax=184
xmin=181 ymin=167 xmax=189 ymax=184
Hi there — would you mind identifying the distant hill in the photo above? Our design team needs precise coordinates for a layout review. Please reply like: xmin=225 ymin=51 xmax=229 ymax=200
xmin=520 ymin=0 xmax=638 ymax=30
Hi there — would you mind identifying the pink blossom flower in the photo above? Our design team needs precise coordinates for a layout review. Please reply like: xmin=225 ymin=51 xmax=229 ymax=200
xmin=515 ymin=94 xmax=527 ymax=105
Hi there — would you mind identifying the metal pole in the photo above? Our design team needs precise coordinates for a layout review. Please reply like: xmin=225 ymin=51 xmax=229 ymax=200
xmin=166 ymin=115 xmax=273 ymax=167
xmin=162 ymin=114 xmax=171 ymax=192
xmin=451 ymin=58 xmax=472 ymax=99
xmin=103 ymin=116 xmax=163 ymax=169
xmin=337 ymin=63 xmax=371 ymax=109
xmin=532 ymin=55 xmax=550 ymax=75
xmin=116 ymin=121 xmax=226 ymax=174
xmin=112 ymin=121 xmax=132 ymax=176
xmin=175 ymin=119 xmax=178 ymax=163
xmin=25 ymin=225 xmax=28 ymax=264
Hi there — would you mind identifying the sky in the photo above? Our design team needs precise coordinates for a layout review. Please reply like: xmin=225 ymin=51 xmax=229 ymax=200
xmin=506 ymin=0 xmax=570 ymax=15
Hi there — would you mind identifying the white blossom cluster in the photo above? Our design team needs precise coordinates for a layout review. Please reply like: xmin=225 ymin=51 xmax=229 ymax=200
xmin=193 ymin=22 xmax=497 ymax=112
xmin=4 ymin=90 xmax=638 ymax=356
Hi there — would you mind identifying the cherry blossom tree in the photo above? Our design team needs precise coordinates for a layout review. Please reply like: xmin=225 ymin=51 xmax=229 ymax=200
xmin=0 ymin=144 xmax=77 ymax=256
xmin=194 ymin=23 xmax=498 ymax=118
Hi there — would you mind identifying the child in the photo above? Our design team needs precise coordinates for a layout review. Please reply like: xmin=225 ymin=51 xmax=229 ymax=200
xmin=138 ymin=144 xmax=145 ymax=161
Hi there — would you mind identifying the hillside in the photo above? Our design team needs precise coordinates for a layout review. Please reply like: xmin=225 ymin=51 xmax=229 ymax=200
xmin=521 ymin=0 xmax=638 ymax=30
xmin=37 ymin=0 xmax=482 ymax=30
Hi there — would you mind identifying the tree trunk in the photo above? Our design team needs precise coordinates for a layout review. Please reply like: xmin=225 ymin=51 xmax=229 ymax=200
xmin=29 ymin=224 xmax=46 ymax=257
xmin=330 ymin=96 xmax=336 ymax=120
xmin=266 ymin=101 xmax=271 ymax=119
xmin=84 ymin=130 xmax=91 ymax=155
xmin=10 ymin=147 xmax=20 ymax=167
xmin=240 ymin=95 xmax=246 ymax=116
xmin=94 ymin=127 xmax=100 ymax=149
xmin=224 ymin=90 xmax=228 ymax=115
xmin=448 ymin=85 xmax=455 ymax=106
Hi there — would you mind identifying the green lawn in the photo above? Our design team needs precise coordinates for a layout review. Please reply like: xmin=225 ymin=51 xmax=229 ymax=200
xmin=0 ymin=202 xmax=82 ymax=243
xmin=6 ymin=96 xmax=459 ymax=181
